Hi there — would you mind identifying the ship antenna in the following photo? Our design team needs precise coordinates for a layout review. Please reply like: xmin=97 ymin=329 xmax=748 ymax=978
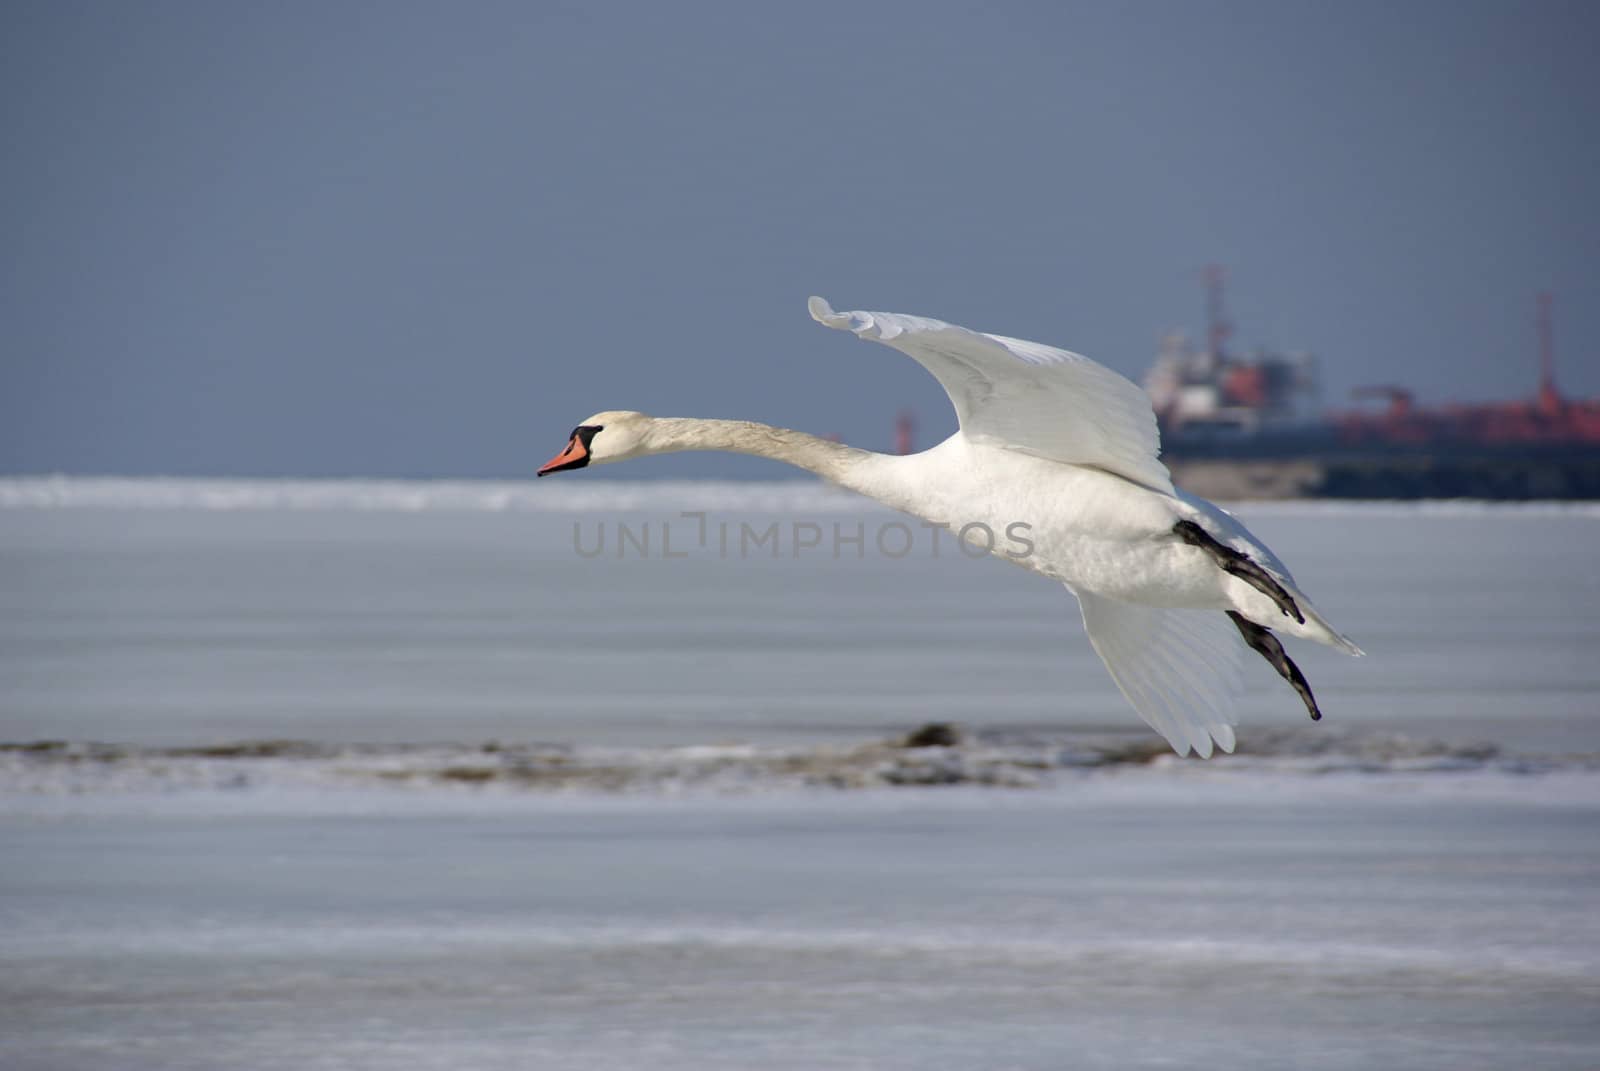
xmin=1204 ymin=263 xmax=1232 ymax=357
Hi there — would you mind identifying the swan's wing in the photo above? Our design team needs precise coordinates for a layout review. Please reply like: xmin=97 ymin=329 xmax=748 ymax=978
xmin=1071 ymin=587 xmax=1245 ymax=758
xmin=809 ymin=296 xmax=1173 ymax=493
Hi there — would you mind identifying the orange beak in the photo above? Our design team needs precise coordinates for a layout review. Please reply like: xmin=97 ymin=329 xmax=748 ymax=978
xmin=537 ymin=434 xmax=589 ymax=477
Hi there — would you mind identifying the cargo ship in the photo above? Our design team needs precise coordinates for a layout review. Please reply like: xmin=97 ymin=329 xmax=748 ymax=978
xmin=1144 ymin=268 xmax=1600 ymax=500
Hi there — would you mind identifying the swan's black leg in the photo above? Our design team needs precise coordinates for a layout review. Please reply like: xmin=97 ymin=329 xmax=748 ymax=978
xmin=1174 ymin=520 xmax=1304 ymax=624
xmin=1228 ymin=611 xmax=1322 ymax=722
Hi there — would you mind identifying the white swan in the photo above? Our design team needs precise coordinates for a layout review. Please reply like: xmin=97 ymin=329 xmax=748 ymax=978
xmin=537 ymin=297 xmax=1363 ymax=757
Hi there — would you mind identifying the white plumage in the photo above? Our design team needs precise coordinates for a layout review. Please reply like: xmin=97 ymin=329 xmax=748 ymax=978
xmin=538 ymin=298 xmax=1363 ymax=757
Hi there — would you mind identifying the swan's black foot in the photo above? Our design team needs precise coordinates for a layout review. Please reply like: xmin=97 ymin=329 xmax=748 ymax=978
xmin=1174 ymin=520 xmax=1304 ymax=624
xmin=1228 ymin=611 xmax=1322 ymax=721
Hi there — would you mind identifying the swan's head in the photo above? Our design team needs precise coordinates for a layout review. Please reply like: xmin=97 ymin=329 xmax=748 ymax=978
xmin=537 ymin=410 xmax=653 ymax=476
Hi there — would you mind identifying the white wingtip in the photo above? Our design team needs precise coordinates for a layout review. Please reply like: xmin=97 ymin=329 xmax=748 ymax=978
xmin=812 ymin=294 xmax=883 ymax=331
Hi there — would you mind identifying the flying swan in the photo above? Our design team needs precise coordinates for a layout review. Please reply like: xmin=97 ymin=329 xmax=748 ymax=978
xmin=538 ymin=298 xmax=1363 ymax=757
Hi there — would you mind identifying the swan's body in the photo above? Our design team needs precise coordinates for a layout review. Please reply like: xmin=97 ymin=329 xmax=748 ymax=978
xmin=538 ymin=298 xmax=1362 ymax=757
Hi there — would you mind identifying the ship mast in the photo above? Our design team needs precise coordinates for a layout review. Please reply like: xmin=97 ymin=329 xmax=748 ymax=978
xmin=1204 ymin=263 xmax=1232 ymax=358
xmin=1537 ymin=291 xmax=1561 ymax=416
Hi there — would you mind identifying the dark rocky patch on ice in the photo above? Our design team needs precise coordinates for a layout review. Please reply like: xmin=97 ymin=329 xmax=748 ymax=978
xmin=1 ymin=727 xmax=1590 ymax=798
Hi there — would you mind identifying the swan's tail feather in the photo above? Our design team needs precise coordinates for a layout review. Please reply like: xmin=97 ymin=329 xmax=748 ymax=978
xmin=1299 ymin=604 xmax=1364 ymax=657
xmin=1235 ymin=579 xmax=1365 ymax=656
xmin=1071 ymin=587 xmax=1245 ymax=759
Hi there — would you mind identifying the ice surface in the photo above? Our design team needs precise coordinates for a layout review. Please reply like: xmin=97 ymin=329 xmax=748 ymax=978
xmin=1 ymin=481 xmax=1595 ymax=751
xmin=2 ymin=479 xmax=1598 ymax=1069
xmin=2 ymin=786 xmax=1598 ymax=1070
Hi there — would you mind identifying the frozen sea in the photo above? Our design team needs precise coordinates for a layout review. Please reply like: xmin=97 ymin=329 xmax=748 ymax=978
xmin=1 ymin=478 xmax=1598 ymax=1070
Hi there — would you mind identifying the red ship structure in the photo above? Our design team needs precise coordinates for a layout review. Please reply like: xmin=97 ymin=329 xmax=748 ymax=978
xmin=1334 ymin=294 xmax=1600 ymax=451
xmin=1145 ymin=268 xmax=1600 ymax=499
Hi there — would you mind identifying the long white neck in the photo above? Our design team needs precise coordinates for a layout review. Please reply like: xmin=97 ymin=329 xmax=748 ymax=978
xmin=642 ymin=417 xmax=894 ymax=493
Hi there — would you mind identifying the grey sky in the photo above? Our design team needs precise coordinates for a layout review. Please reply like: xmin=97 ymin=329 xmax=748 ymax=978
xmin=3 ymin=0 xmax=1596 ymax=478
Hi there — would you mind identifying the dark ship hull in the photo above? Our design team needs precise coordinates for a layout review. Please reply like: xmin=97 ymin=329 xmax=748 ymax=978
xmin=1163 ymin=432 xmax=1600 ymax=501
